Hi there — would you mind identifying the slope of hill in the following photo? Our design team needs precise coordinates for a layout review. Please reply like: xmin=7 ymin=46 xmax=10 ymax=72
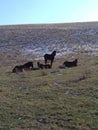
xmin=0 ymin=22 xmax=98 ymax=130
xmin=0 ymin=21 xmax=98 ymax=65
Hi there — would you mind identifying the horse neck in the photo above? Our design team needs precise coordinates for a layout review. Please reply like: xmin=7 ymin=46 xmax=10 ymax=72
xmin=52 ymin=52 xmax=56 ymax=56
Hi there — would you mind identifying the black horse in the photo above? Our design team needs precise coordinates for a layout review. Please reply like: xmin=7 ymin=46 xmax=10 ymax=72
xmin=44 ymin=51 xmax=56 ymax=67
xmin=63 ymin=59 xmax=78 ymax=67
xmin=12 ymin=61 xmax=33 ymax=73
xmin=22 ymin=61 xmax=33 ymax=70
xmin=12 ymin=65 xmax=24 ymax=73
xmin=37 ymin=62 xmax=51 ymax=69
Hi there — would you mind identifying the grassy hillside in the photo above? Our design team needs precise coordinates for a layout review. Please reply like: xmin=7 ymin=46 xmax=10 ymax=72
xmin=0 ymin=22 xmax=98 ymax=129
xmin=0 ymin=53 xmax=98 ymax=130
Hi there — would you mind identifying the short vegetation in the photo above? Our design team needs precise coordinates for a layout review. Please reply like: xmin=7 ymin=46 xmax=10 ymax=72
xmin=0 ymin=54 xmax=98 ymax=130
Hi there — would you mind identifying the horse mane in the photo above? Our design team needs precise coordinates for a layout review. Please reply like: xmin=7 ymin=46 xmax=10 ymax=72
xmin=51 ymin=51 xmax=56 ymax=56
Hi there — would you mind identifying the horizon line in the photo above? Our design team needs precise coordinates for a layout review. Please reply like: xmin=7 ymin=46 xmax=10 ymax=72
xmin=0 ymin=21 xmax=98 ymax=26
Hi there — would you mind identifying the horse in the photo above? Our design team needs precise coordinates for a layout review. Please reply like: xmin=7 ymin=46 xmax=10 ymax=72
xmin=12 ymin=61 xmax=33 ymax=73
xmin=22 ymin=61 xmax=33 ymax=70
xmin=63 ymin=59 xmax=78 ymax=67
xmin=37 ymin=62 xmax=51 ymax=69
xmin=44 ymin=51 xmax=56 ymax=67
xmin=12 ymin=65 xmax=24 ymax=73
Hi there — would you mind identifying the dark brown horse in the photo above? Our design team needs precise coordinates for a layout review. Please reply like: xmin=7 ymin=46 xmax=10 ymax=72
xmin=12 ymin=61 xmax=33 ymax=73
xmin=37 ymin=62 xmax=51 ymax=69
xmin=22 ymin=61 xmax=33 ymax=70
xmin=63 ymin=59 xmax=78 ymax=67
xmin=12 ymin=65 xmax=24 ymax=73
xmin=44 ymin=51 xmax=56 ymax=67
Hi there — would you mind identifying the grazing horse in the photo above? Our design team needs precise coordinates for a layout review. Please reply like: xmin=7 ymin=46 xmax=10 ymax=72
xmin=44 ymin=51 xmax=56 ymax=66
xmin=23 ymin=61 xmax=33 ymax=70
xmin=12 ymin=65 xmax=24 ymax=73
xmin=37 ymin=62 xmax=51 ymax=69
xmin=63 ymin=59 xmax=78 ymax=67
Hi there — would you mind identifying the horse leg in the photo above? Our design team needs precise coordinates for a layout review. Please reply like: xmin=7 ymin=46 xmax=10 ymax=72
xmin=51 ymin=60 xmax=53 ymax=67
xmin=45 ymin=59 xmax=47 ymax=64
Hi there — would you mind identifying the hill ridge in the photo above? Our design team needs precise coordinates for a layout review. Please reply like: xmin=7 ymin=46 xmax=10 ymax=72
xmin=0 ymin=21 xmax=98 ymax=29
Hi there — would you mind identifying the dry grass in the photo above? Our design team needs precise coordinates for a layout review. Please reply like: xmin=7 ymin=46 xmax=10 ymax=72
xmin=0 ymin=54 xmax=98 ymax=130
xmin=0 ymin=22 xmax=98 ymax=129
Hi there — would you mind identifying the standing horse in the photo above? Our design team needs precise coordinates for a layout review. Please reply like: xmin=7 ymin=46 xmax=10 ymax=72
xmin=44 ymin=51 xmax=56 ymax=67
